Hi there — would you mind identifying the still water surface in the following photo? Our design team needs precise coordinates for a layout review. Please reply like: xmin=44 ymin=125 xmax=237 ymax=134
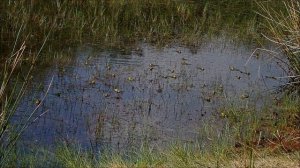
xmin=16 ymin=37 xmax=286 ymax=150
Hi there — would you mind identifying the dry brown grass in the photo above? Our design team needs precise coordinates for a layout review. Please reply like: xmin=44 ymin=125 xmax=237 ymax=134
xmin=231 ymin=155 xmax=299 ymax=168
xmin=258 ymin=0 xmax=300 ymax=88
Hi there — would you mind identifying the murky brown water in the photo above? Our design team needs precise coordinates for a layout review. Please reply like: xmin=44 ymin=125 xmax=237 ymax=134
xmin=16 ymin=37 xmax=287 ymax=151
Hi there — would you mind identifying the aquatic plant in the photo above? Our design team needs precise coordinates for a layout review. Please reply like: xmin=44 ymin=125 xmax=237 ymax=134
xmin=2 ymin=95 xmax=299 ymax=167
xmin=0 ymin=1 xmax=299 ymax=167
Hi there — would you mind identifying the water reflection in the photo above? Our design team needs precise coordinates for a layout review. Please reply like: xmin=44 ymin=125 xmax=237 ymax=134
xmin=17 ymin=38 xmax=286 ymax=151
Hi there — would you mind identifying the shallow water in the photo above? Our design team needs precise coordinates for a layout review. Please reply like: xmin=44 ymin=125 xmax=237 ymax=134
xmin=16 ymin=37 xmax=286 ymax=150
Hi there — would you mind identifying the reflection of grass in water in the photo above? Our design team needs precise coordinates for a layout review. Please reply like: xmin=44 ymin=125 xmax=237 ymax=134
xmin=1 ymin=1 xmax=300 ymax=167
xmin=3 ymin=95 xmax=300 ymax=167
xmin=1 ymin=0 xmax=279 ymax=62
xmin=56 ymin=96 xmax=300 ymax=167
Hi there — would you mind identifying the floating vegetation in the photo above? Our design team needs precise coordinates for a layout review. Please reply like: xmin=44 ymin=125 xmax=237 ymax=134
xmin=127 ymin=77 xmax=135 ymax=81
xmin=0 ymin=1 xmax=300 ymax=167
xmin=114 ymin=88 xmax=121 ymax=93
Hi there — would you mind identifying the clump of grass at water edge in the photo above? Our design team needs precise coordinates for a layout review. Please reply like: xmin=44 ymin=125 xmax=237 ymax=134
xmin=1 ymin=1 xmax=300 ymax=167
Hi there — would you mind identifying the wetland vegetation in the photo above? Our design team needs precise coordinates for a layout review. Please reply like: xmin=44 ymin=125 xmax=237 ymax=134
xmin=0 ymin=0 xmax=271 ymax=59
xmin=1 ymin=0 xmax=300 ymax=167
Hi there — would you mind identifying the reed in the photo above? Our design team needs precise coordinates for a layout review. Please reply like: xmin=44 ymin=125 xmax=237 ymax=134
xmin=1 ymin=1 xmax=300 ymax=167
xmin=51 ymin=96 xmax=300 ymax=167
xmin=3 ymin=96 xmax=300 ymax=167
xmin=0 ymin=30 xmax=50 ymax=166
xmin=0 ymin=43 xmax=29 ymax=164
xmin=258 ymin=0 xmax=300 ymax=91
xmin=1 ymin=0 xmax=266 ymax=63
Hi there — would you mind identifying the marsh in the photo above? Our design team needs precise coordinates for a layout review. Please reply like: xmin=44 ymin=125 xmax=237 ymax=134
xmin=0 ymin=1 xmax=299 ymax=167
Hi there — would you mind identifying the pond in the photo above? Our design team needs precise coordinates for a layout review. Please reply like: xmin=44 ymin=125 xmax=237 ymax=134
xmin=16 ymin=37 xmax=287 ymax=151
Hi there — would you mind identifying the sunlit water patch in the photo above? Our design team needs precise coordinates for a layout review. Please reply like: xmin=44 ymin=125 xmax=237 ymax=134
xmin=16 ymin=38 xmax=287 ymax=151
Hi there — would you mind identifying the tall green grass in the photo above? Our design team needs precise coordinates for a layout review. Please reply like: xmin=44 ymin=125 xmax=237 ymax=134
xmin=1 ymin=1 xmax=300 ymax=167
xmin=1 ymin=0 xmax=270 ymax=63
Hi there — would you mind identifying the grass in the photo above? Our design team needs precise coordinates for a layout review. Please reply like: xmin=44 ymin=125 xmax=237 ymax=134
xmin=258 ymin=0 xmax=300 ymax=91
xmin=4 ymin=142 xmax=299 ymax=167
xmin=1 ymin=0 xmax=281 ymax=65
xmin=1 ymin=95 xmax=299 ymax=167
xmin=1 ymin=1 xmax=300 ymax=167
xmin=0 ymin=43 xmax=29 ymax=165
xmin=54 ymin=95 xmax=299 ymax=167
xmin=0 ymin=29 xmax=50 ymax=166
